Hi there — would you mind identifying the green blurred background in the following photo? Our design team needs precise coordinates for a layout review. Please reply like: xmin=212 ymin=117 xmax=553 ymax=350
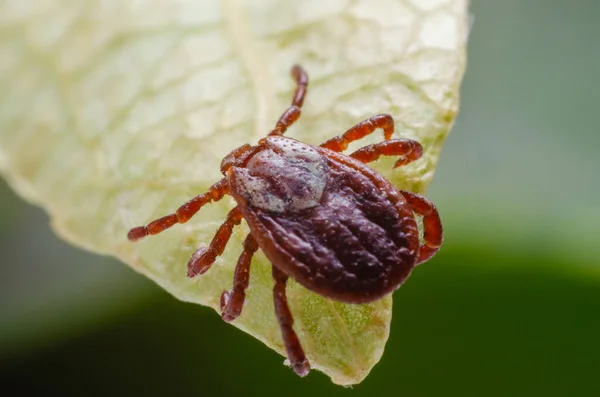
xmin=1 ymin=1 xmax=599 ymax=395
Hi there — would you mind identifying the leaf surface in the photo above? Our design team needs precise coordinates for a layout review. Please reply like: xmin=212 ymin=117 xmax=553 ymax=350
xmin=0 ymin=0 xmax=468 ymax=384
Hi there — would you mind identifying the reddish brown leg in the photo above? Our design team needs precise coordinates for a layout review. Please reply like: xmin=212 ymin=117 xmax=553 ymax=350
xmin=350 ymin=139 xmax=423 ymax=168
xmin=220 ymin=234 xmax=259 ymax=322
xmin=272 ymin=266 xmax=310 ymax=377
xmin=127 ymin=179 xmax=228 ymax=241
xmin=400 ymin=190 xmax=443 ymax=265
xmin=269 ymin=65 xmax=309 ymax=136
xmin=187 ymin=207 xmax=243 ymax=277
xmin=320 ymin=114 xmax=395 ymax=152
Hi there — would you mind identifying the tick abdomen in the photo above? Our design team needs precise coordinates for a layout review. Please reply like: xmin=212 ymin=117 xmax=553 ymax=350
xmin=230 ymin=143 xmax=420 ymax=303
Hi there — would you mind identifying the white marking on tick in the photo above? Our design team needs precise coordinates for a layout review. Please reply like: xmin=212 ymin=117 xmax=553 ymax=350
xmin=235 ymin=137 xmax=327 ymax=213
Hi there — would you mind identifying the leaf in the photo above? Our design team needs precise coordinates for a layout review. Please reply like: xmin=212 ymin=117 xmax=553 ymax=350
xmin=0 ymin=0 xmax=468 ymax=385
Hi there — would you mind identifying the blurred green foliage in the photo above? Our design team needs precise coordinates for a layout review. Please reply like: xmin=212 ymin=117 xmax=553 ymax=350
xmin=1 ymin=0 xmax=599 ymax=395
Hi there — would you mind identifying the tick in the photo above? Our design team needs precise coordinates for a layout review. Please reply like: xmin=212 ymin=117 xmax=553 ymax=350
xmin=127 ymin=65 xmax=443 ymax=377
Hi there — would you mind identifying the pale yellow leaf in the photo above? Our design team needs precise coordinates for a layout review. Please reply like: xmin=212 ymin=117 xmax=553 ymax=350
xmin=0 ymin=0 xmax=468 ymax=384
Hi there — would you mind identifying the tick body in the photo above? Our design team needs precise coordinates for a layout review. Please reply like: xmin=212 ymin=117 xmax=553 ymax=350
xmin=127 ymin=65 xmax=443 ymax=377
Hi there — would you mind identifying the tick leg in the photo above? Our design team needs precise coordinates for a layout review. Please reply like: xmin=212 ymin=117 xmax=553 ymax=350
xmin=127 ymin=179 xmax=229 ymax=241
xmin=272 ymin=266 xmax=310 ymax=377
xmin=187 ymin=207 xmax=243 ymax=277
xmin=220 ymin=234 xmax=259 ymax=322
xmin=350 ymin=139 xmax=423 ymax=168
xmin=269 ymin=65 xmax=309 ymax=136
xmin=320 ymin=114 xmax=395 ymax=152
xmin=400 ymin=190 xmax=443 ymax=265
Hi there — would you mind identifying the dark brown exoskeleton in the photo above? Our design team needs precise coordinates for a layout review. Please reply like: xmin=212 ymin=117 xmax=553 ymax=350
xmin=127 ymin=66 xmax=443 ymax=377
